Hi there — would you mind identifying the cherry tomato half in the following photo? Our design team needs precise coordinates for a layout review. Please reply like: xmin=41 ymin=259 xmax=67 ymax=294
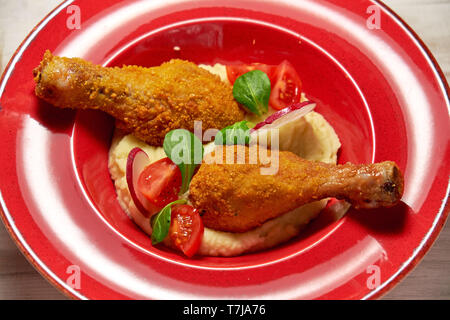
xmin=169 ymin=204 xmax=204 ymax=257
xmin=226 ymin=63 xmax=277 ymax=85
xmin=137 ymin=158 xmax=181 ymax=208
xmin=269 ymin=60 xmax=303 ymax=110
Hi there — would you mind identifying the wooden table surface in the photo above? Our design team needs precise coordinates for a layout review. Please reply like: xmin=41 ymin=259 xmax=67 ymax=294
xmin=0 ymin=0 xmax=449 ymax=300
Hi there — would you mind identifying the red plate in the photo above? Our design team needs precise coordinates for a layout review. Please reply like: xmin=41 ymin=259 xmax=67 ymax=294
xmin=0 ymin=0 xmax=448 ymax=299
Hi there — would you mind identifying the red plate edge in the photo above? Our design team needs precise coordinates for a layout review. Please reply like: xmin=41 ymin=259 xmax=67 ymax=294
xmin=363 ymin=0 xmax=450 ymax=299
xmin=0 ymin=1 xmax=87 ymax=300
xmin=0 ymin=1 xmax=85 ymax=299
xmin=0 ymin=0 xmax=448 ymax=300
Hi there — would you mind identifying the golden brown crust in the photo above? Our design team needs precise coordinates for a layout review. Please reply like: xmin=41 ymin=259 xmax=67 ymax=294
xmin=189 ymin=146 xmax=404 ymax=232
xmin=33 ymin=50 xmax=245 ymax=146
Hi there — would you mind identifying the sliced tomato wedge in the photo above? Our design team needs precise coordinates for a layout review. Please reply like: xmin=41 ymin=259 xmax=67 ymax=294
xmin=169 ymin=204 xmax=204 ymax=257
xmin=137 ymin=157 xmax=182 ymax=208
xmin=226 ymin=63 xmax=277 ymax=85
xmin=269 ymin=60 xmax=302 ymax=110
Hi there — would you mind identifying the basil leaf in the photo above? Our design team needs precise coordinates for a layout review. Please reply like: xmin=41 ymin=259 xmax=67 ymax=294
xmin=246 ymin=121 xmax=256 ymax=129
xmin=232 ymin=70 xmax=271 ymax=116
xmin=163 ymin=129 xmax=204 ymax=194
xmin=151 ymin=199 xmax=187 ymax=245
xmin=215 ymin=121 xmax=251 ymax=145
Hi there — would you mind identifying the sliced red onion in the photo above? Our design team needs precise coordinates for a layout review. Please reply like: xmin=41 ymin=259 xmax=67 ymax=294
xmin=251 ymin=101 xmax=316 ymax=132
xmin=126 ymin=147 xmax=151 ymax=216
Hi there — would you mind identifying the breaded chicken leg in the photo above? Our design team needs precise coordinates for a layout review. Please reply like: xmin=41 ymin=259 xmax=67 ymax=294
xmin=189 ymin=146 xmax=404 ymax=232
xmin=33 ymin=51 xmax=244 ymax=146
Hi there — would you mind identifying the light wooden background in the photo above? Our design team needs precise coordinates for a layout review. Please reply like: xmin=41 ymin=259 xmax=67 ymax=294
xmin=0 ymin=0 xmax=449 ymax=300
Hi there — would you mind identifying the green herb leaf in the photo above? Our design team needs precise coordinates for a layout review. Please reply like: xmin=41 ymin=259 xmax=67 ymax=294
xmin=151 ymin=199 xmax=187 ymax=245
xmin=163 ymin=129 xmax=204 ymax=194
xmin=215 ymin=121 xmax=251 ymax=145
xmin=246 ymin=121 xmax=256 ymax=129
xmin=232 ymin=69 xmax=271 ymax=116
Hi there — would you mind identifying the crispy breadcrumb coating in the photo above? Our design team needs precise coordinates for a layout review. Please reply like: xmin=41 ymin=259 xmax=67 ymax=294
xmin=33 ymin=50 xmax=245 ymax=146
xmin=189 ymin=145 xmax=404 ymax=232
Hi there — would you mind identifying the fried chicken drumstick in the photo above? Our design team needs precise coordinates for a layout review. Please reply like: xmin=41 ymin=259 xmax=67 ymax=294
xmin=33 ymin=51 xmax=244 ymax=146
xmin=189 ymin=146 xmax=404 ymax=232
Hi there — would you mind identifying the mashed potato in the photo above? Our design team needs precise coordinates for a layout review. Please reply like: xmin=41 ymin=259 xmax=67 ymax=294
xmin=108 ymin=64 xmax=341 ymax=256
